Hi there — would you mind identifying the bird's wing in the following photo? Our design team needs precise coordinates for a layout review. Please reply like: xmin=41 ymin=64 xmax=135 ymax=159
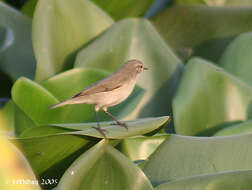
xmin=72 ymin=72 xmax=128 ymax=98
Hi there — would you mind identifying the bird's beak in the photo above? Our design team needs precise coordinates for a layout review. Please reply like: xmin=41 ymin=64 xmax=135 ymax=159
xmin=143 ymin=67 xmax=149 ymax=70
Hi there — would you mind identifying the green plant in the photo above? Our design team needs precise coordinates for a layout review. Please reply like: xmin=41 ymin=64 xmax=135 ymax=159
xmin=1 ymin=0 xmax=252 ymax=189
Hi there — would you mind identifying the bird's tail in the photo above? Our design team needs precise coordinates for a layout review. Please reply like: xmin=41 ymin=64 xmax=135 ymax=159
xmin=48 ymin=99 xmax=71 ymax=110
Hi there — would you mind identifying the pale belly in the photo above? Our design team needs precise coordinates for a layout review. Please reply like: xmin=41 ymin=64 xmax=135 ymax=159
xmin=83 ymin=80 xmax=136 ymax=108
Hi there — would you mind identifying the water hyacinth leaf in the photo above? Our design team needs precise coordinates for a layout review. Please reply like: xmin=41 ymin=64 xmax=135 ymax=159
xmin=214 ymin=120 xmax=252 ymax=136
xmin=14 ymin=102 xmax=38 ymax=136
xmin=19 ymin=125 xmax=73 ymax=138
xmin=33 ymin=0 xmax=114 ymax=82
xmin=57 ymin=116 xmax=170 ymax=139
xmin=151 ymin=5 xmax=252 ymax=61
xmin=155 ymin=170 xmax=252 ymax=190
xmin=117 ymin=134 xmax=169 ymax=161
xmin=175 ymin=0 xmax=205 ymax=5
xmin=57 ymin=140 xmax=154 ymax=190
xmin=41 ymin=68 xmax=109 ymax=101
xmin=12 ymin=77 xmax=61 ymax=125
xmin=219 ymin=32 xmax=252 ymax=86
xmin=0 ymin=135 xmax=41 ymax=190
xmin=91 ymin=0 xmax=155 ymax=20
xmin=0 ymin=2 xmax=36 ymax=81
xmin=11 ymin=134 xmax=98 ymax=189
xmin=18 ymin=116 xmax=170 ymax=139
xmin=173 ymin=57 xmax=252 ymax=136
xmin=22 ymin=0 xmax=38 ymax=17
xmin=0 ymin=100 xmax=14 ymax=131
xmin=75 ymin=18 xmax=183 ymax=119
xmin=143 ymin=134 xmax=252 ymax=186
xmin=22 ymin=0 xmax=155 ymax=19
xmin=175 ymin=0 xmax=252 ymax=6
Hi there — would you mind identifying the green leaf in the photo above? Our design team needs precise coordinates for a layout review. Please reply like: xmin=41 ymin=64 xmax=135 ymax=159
xmin=0 ymin=2 xmax=35 ymax=81
xmin=19 ymin=125 xmax=72 ymax=138
xmin=151 ymin=5 xmax=252 ymax=61
xmin=214 ymin=120 xmax=252 ymax=136
xmin=18 ymin=116 xmax=170 ymax=139
xmin=91 ymin=0 xmax=155 ymax=20
xmin=173 ymin=57 xmax=252 ymax=136
xmin=175 ymin=0 xmax=205 ymax=5
xmin=56 ymin=116 xmax=170 ymax=139
xmin=176 ymin=0 xmax=252 ymax=6
xmin=11 ymin=117 xmax=168 ymax=187
xmin=75 ymin=18 xmax=183 ymax=120
xmin=41 ymin=68 xmax=109 ymax=101
xmin=155 ymin=170 xmax=252 ymax=190
xmin=57 ymin=140 xmax=154 ymax=190
xmin=22 ymin=0 xmax=155 ymax=20
xmin=219 ymin=32 xmax=252 ymax=86
xmin=22 ymin=0 xmax=38 ymax=17
xmin=11 ymin=134 xmax=99 ymax=189
xmin=0 ymin=135 xmax=41 ymax=190
xmin=0 ymin=100 xmax=14 ymax=131
xmin=143 ymin=134 xmax=252 ymax=186
xmin=12 ymin=70 xmax=145 ymax=136
xmin=117 ymin=134 xmax=169 ymax=161
xmin=33 ymin=0 xmax=114 ymax=82
xmin=12 ymin=77 xmax=60 ymax=125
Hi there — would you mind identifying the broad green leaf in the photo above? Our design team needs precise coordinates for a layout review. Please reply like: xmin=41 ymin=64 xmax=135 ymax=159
xmin=214 ymin=120 xmax=252 ymax=136
xmin=20 ymin=125 xmax=73 ymax=138
xmin=91 ymin=0 xmax=155 ymax=20
xmin=0 ymin=100 xmax=14 ymax=131
xmin=22 ymin=0 xmax=38 ymax=17
xmin=41 ymin=68 xmax=109 ymax=101
xmin=219 ymin=32 xmax=252 ymax=85
xmin=117 ymin=134 xmax=169 ymax=161
xmin=12 ymin=134 xmax=99 ymax=189
xmin=143 ymin=134 xmax=252 ymax=186
xmin=18 ymin=116 xmax=170 ymax=139
xmin=155 ymin=170 xmax=252 ymax=190
xmin=12 ymin=70 xmax=144 ymax=136
xmin=173 ymin=57 xmax=252 ymax=136
xmin=176 ymin=0 xmax=252 ymax=6
xmin=151 ymin=5 xmax=252 ymax=61
xmin=12 ymin=77 xmax=60 ymax=125
xmin=0 ymin=135 xmax=40 ymax=190
xmin=75 ymin=18 xmax=183 ymax=119
xmin=0 ymin=2 xmax=35 ymax=81
xmin=33 ymin=0 xmax=114 ymax=82
xmin=14 ymin=102 xmax=38 ymax=136
xmin=22 ymin=0 xmax=155 ymax=20
xmin=57 ymin=116 xmax=170 ymax=139
xmin=57 ymin=140 xmax=154 ymax=190
xmin=175 ymin=0 xmax=205 ymax=5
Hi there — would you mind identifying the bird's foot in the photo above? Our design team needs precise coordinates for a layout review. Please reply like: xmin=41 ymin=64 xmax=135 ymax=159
xmin=111 ymin=121 xmax=128 ymax=130
xmin=92 ymin=126 xmax=108 ymax=138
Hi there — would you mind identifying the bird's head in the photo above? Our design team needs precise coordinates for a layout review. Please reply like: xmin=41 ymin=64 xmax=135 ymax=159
xmin=123 ymin=59 xmax=148 ymax=75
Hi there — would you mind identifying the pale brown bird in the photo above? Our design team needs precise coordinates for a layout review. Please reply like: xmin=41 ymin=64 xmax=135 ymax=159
xmin=48 ymin=59 xmax=148 ymax=137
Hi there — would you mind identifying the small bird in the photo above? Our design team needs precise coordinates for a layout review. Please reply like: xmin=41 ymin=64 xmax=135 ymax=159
xmin=48 ymin=59 xmax=148 ymax=137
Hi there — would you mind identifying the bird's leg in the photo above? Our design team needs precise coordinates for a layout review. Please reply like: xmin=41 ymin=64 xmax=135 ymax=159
xmin=92 ymin=108 xmax=107 ymax=138
xmin=102 ymin=108 xmax=128 ymax=130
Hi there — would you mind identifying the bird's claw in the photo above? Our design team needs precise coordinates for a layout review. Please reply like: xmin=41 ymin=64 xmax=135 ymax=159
xmin=92 ymin=126 xmax=108 ymax=138
xmin=111 ymin=122 xmax=128 ymax=130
